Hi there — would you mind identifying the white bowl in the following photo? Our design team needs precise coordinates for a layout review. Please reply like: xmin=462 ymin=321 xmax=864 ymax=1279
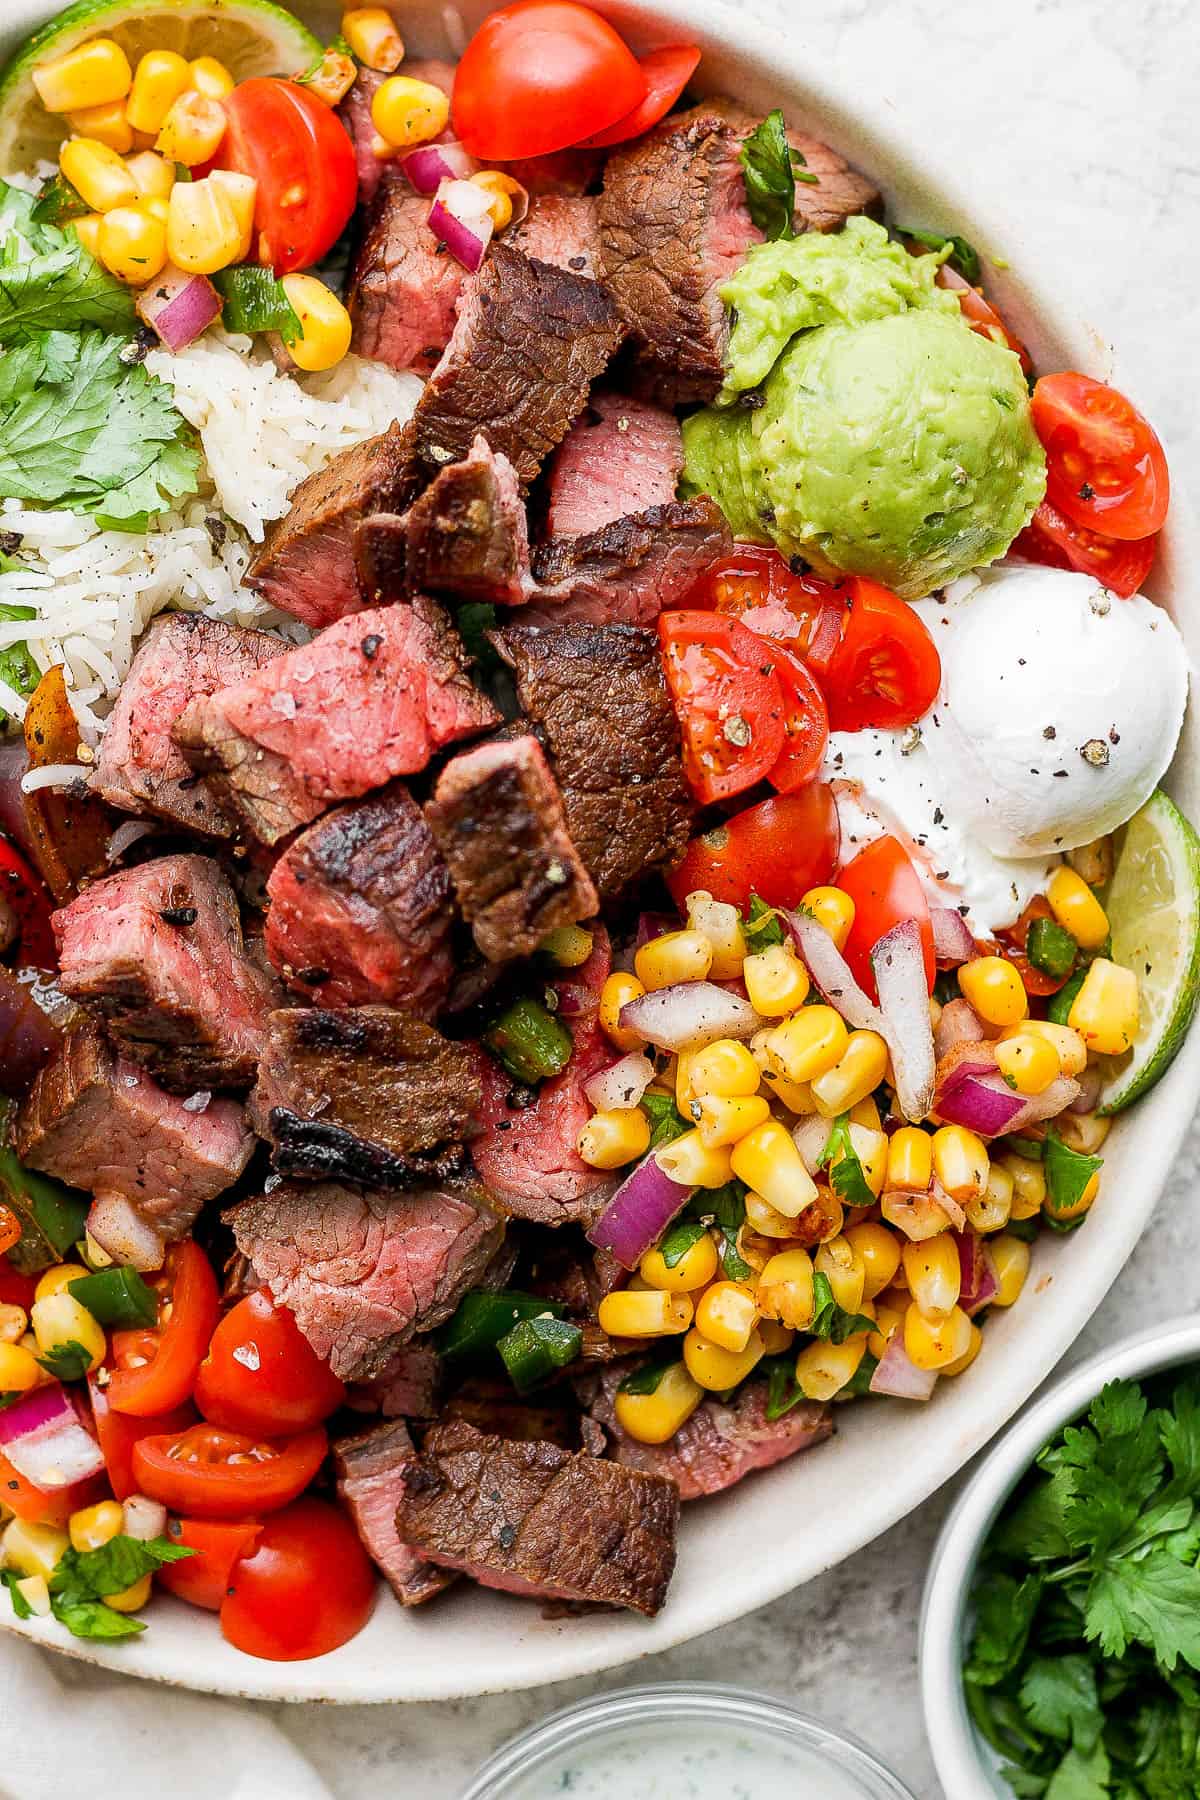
xmin=919 ymin=1316 xmax=1200 ymax=1798
xmin=2 ymin=0 xmax=1199 ymax=1707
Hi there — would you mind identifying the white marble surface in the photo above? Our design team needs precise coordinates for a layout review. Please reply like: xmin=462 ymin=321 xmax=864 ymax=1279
xmin=38 ymin=2 xmax=1200 ymax=1795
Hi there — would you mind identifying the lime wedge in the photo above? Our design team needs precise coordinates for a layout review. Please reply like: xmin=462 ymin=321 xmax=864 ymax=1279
xmin=0 ymin=0 xmax=322 ymax=173
xmin=1096 ymin=788 xmax=1200 ymax=1114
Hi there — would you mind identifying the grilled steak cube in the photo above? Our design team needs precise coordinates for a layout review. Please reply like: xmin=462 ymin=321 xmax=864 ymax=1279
xmin=16 ymin=1025 xmax=254 ymax=1240
xmin=544 ymin=392 xmax=683 ymax=538
xmin=360 ymin=436 xmax=531 ymax=608
xmin=225 ymin=1178 xmax=504 ymax=1381
xmin=397 ymin=1419 xmax=679 ymax=1616
xmin=335 ymin=1419 xmax=454 ymax=1605
xmin=264 ymin=782 xmax=453 ymax=1012
xmin=175 ymin=598 xmax=498 ymax=845
xmin=345 ymin=1343 xmax=441 ymax=1421
xmin=92 ymin=615 xmax=288 ymax=838
xmin=426 ymin=735 xmax=597 ymax=963
xmin=509 ymin=195 xmax=601 ymax=279
xmin=492 ymin=624 xmax=693 ymax=899
xmin=349 ymin=185 xmax=469 ymax=376
xmin=53 ymin=854 xmax=277 ymax=1091
xmin=251 ymin=1007 xmax=481 ymax=1186
xmin=526 ymin=497 xmax=730 ymax=629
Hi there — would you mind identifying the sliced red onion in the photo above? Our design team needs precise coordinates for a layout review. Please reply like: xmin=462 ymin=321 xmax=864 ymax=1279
xmin=934 ymin=997 xmax=985 ymax=1059
xmin=930 ymin=906 xmax=976 ymax=965
xmin=402 ymin=139 xmax=478 ymax=193
xmin=870 ymin=1330 xmax=938 ymax=1400
xmin=1005 ymin=1076 xmax=1081 ymax=1135
xmin=872 ymin=920 xmax=936 ymax=1123
xmin=935 ymin=1068 xmax=1026 ymax=1138
xmin=787 ymin=911 xmax=883 ymax=1031
xmin=881 ymin=1188 xmax=955 ymax=1241
xmin=793 ymin=1115 xmax=833 ymax=1176
xmin=105 ymin=818 xmax=156 ymax=864
xmin=586 ymin=1152 xmax=694 ymax=1270
xmin=957 ymin=1232 xmax=1000 ymax=1315
xmin=428 ymin=178 xmax=494 ymax=272
xmin=619 ymin=982 xmax=764 ymax=1054
xmin=636 ymin=911 xmax=680 ymax=949
xmin=123 ymin=1493 xmax=168 ymax=1541
xmin=0 ymin=1384 xmax=105 ymax=1489
xmin=136 ymin=265 xmax=221 ymax=352
xmin=584 ymin=1052 xmax=656 ymax=1112
xmin=86 ymin=1192 xmax=165 ymax=1272
xmin=931 ymin=1177 xmax=967 ymax=1232
xmin=1069 ymin=1066 xmax=1103 ymax=1114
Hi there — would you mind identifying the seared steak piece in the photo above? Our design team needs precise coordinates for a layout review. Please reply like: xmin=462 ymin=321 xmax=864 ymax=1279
xmin=225 ymin=1178 xmax=504 ymax=1380
xmin=509 ymin=195 xmax=600 ymax=278
xmin=443 ymin=1376 xmax=580 ymax=1449
xmin=492 ymin=624 xmax=693 ymax=899
xmin=345 ymin=1343 xmax=441 ymax=1420
xmin=526 ymin=497 xmax=730 ymax=628
xmin=599 ymin=98 xmax=880 ymax=404
xmin=53 ymin=854 xmax=277 ymax=1091
xmin=397 ymin=1419 xmax=678 ymax=1615
xmin=359 ymin=436 xmax=530 ymax=607
xmin=590 ymin=1370 xmax=834 ymax=1500
xmin=335 ymin=1420 xmax=453 ymax=1605
xmin=16 ymin=1025 xmax=253 ymax=1240
xmin=264 ymin=782 xmax=453 ymax=1012
xmin=175 ymin=598 xmax=498 ymax=845
xmin=426 ymin=735 xmax=597 ymax=963
xmin=251 ymin=1007 xmax=481 ymax=1185
xmin=92 ymin=616 xmax=287 ymax=838
xmin=350 ymin=186 xmax=468 ymax=376
xmin=544 ymin=392 xmax=683 ymax=538
xmin=244 ymin=421 xmax=416 ymax=630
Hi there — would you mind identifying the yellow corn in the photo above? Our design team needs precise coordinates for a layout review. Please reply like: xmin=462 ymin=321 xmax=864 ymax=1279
xmin=167 ymin=174 xmax=245 ymax=273
xmin=687 ymin=1039 xmax=760 ymax=1100
xmin=814 ymin=1235 xmax=867 ymax=1313
xmin=68 ymin=1500 xmax=124 ymax=1555
xmin=805 ymin=1189 xmax=846 ymax=1244
xmin=577 ymin=1107 xmax=651 ymax=1170
xmin=34 ymin=1263 xmax=89 ymax=1303
xmin=993 ymin=1031 xmax=1060 ymax=1097
xmin=904 ymin=1301 xmax=973 ymax=1371
xmin=1047 ymin=866 xmax=1110 ymax=949
xmin=742 ymin=944 xmax=810 ymax=1017
xmin=941 ymin=1322 xmax=984 ymax=1377
xmin=97 ymin=201 xmax=167 ymax=283
xmin=0 ymin=1518 xmax=68 ymax=1582
xmin=730 ymin=1121 xmax=819 ymax=1218
xmin=613 ymin=1362 xmax=703 ymax=1444
xmin=59 ymin=137 xmax=138 ymax=213
xmin=844 ymin=1221 xmax=901 ymax=1300
xmin=758 ymin=1319 xmax=795 ymax=1356
xmin=683 ymin=1325 xmax=765 ymax=1391
xmin=764 ymin=1006 xmax=849 ymax=1085
xmin=794 ymin=1336 xmax=866 ymax=1401
xmin=144 ymin=195 xmax=169 ymax=224
xmin=735 ymin=1225 xmax=773 ymax=1274
xmin=1001 ymin=1151 xmax=1046 ymax=1220
xmin=886 ymin=1125 xmax=933 ymax=1193
xmin=303 ymin=48 xmax=358 ymax=107
xmin=124 ymin=149 xmax=175 ymax=201
xmin=958 ymin=956 xmax=1028 ymax=1028
xmin=684 ymin=893 xmax=747 ymax=979
xmin=832 ymin=1122 xmax=888 ymax=1198
xmin=280 ymin=272 xmax=354 ymax=372
xmin=640 ymin=1230 xmax=718 ymax=1294
xmin=881 ymin=1189 xmax=955 ymax=1243
xmin=0 ymin=1341 xmax=41 ymax=1394
xmin=30 ymin=1292 xmax=106 ymax=1374
xmin=187 ymin=56 xmax=236 ymax=101
xmin=32 ymin=39 xmax=132 ymax=114
xmin=744 ymin=1188 xmax=802 ymax=1240
xmin=635 ymin=929 xmax=713 ymax=992
xmin=1068 ymin=959 xmax=1139 ymax=1056
xmin=597 ymin=1289 xmax=693 ymax=1339
xmin=799 ymin=886 xmax=855 ymax=950
xmin=931 ymin=1125 xmax=989 ymax=1202
xmin=371 ymin=74 xmax=450 ymax=149
xmin=12 ymin=1575 xmax=50 ymax=1617
xmin=125 ymin=50 xmax=191 ymax=136
xmin=0 ymin=1304 xmax=27 ymax=1344
xmin=655 ymin=1131 xmax=733 ymax=1190
xmin=810 ymin=1029 xmax=889 ymax=1118
xmin=600 ymin=972 xmax=645 ymax=1052
xmin=967 ymin=1161 xmax=1014 ymax=1234
xmin=850 ymin=1095 xmax=882 ymax=1131
xmin=989 ymin=1234 xmax=1031 ymax=1306
xmin=342 ymin=7 xmax=406 ymax=70
xmin=104 ymin=1574 xmax=153 ymax=1613
xmin=755 ymin=1249 xmax=815 ymax=1330
xmin=901 ymin=1235 xmax=961 ymax=1322
xmin=868 ymin=1289 xmax=906 ymax=1357
xmin=691 ymin=1092 xmax=770 ymax=1150
xmin=673 ymin=1051 xmax=696 ymax=1111
xmin=156 ymin=92 xmax=226 ymax=166
xmin=694 ymin=1281 xmax=758 ymax=1353
xmin=755 ymin=1055 xmax=816 ymax=1115
xmin=1055 ymin=1111 xmax=1111 ymax=1156
xmin=540 ymin=923 xmax=593 ymax=968
xmin=73 ymin=213 xmax=104 ymax=256
xmin=1001 ymin=1019 xmax=1088 ymax=1078
xmin=66 ymin=99 xmax=132 ymax=152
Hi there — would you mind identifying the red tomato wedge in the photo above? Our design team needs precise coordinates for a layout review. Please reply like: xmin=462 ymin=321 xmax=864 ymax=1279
xmin=1011 ymin=500 xmax=1157 ymax=600
xmin=993 ymin=896 xmax=1069 ymax=999
xmin=106 ymin=1242 xmax=219 ymax=1419
xmin=666 ymin=785 xmax=840 ymax=913
xmin=659 ymin=611 xmax=786 ymax=803
xmin=158 ymin=1516 xmax=262 ymax=1612
xmin=195 ymin=1289 xmax=345 ymax=1439
xmin=132 ymin=1422 xmax=328 ymax=1520
xmin=0 ymin=1450 xmax=101 ymax=1526
xmin=452 ymin=1 xmax=647 ymax=159
xmin=1031 ymin=372 xmax=1169 ymax=540
xmin=693 ymin=546 xmax=847 ymax=674
xmin=759 ymin=640 xmax=829 ymax=791
xmin=217 ymin=78 xmax=356 ymax=273
xmin=580 ymin=44 xmax=701 ymax=146
xmin=88 ymin=1373 xmax=196 ymax=1502
xmin=822 ymin=578 xmax=942 ymax=732
xmin=936 ymin=262 xmax=1032 ymax=375
xmin=220 ymin=1498 xmax=375 ymax=1661
xmin=838 ymin=835 xmax=935 ymax=1001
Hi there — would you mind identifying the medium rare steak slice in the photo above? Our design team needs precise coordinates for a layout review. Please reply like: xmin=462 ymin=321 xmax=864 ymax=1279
xmin=16 ymin=1025 xmax=253 ymax=1240
xmin=175 ymin=598 xmax=498 ymax=845
xmin=225 ymin=1178 xmax=504 ymax=1380
xmin=92 ymin=615 xmax=287 ymax=838
xmin=397 ymin=1419 xmax=678 ymax=1615
xmin=53 ymin=854 xmax=277 ymax=1091
xmin=543 ymin=392 xmax=683 ymax=538
xmin=345 ymin=1343 xmax=441 ymax=1420
xmin=526 ymin=497 xmax=730 ymax=629
xmin=590 ymin=1368 xmax=834 ymax=1500
xmin=264 ymin=782 xmax=452 ymax=1012
xmin=335 ymin=1419 xmax=453 ymax=1605
xmin=252 ymin=1007 xmax=482 ymax=1186
xmin=358 ymin=436 xmax=530 ymax=607
xmin=426 ymin=735 xmax=597 ymax=963
xmin=508 ymin=195 xmax=600 ymax=278
xmin=349 ymin=186 xmax=468 ymax=375
xmin=492 ymin=624 xmax=693 ymax=899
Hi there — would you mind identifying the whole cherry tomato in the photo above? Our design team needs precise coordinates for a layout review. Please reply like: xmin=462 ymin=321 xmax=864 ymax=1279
xmin=195 ymin=1289 xmax=344 ymax=1438
xmin=219 ymin=1498 xmax=376 ymax=1661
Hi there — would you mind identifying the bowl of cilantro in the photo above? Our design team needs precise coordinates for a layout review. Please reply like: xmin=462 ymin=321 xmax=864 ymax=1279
xmin=920 ymin=1316 xmax=1200 ymax=1799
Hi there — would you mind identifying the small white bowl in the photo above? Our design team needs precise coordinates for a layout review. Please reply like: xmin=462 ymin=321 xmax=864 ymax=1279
xmin=919 ymin=1315 xmax=1200 ymax=1799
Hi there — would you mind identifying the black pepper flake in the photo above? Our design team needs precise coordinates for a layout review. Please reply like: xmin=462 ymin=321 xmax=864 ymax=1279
xmin=159 ymin=905 xmax=197 ymax=927
xmin=498 ymin=1524 xmax=516 ymax=1550
xmin=205 ymin=516 xmax=227 ymax=552
xmin=1043 ymin=725 xmax=1057 ymax=740
xmin=737 ymin=388 xmax=766 ymax=410
xmin=932 ymin=807 xmax=944 ymax=825
xmin=1109 ymin=727 xmax=1121 ymax=745
xmin=568 ymin=255 xmax=586 ymax=270
xmin=1078 ymin=481 xmax=1095 ymax=501
xmin=788 ymin=555 xmax=812 ymax=577
xmin=361 ymin=634 xmax=382 ymax=660
xmin=0 ymin=531 xmax=22 ymax=556
xmin=295 ymin=966 xmax=330 ymax=985
xmin=1052 ymin=769 xmax=1069 ymax=778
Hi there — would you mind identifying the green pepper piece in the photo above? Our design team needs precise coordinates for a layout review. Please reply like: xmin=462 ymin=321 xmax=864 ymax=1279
xmin=434 ymin=1290 xmax=565 ymax=1361
xmin=66 ymin=1266 xmax=157 ymax=1329
xmin=1025 ymin=916 xmax=1077 ymax=980
xmin=483 ymin=997 xmax=573 ymax=1085
xmin=0 ymin=1102 xmax=89 ymax=1273
xmin=1046 ymin=966 xmax=1088 ymax=1026
xmin=497 ymin=1315 xmax=583 ymax=1395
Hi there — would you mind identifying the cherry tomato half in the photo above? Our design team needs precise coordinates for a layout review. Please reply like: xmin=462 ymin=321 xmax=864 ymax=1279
xmin=452 ymin=1 xmax=647 ymax=159
xmin=838 ymin=835 xmax=935 ymax=1001
xmin=760 ymin=640 xmax=829 ymax=791
xmin=822 ymin=578 xmax=942 ymax=732
xmin=158 ymin=1516 xmax=262 ymax=1612
xmin=217 ymin=78 xmax=357 ymax=273
xmin=1031 ymin=371 xmax=1169 ymax=540
xmin=1011 ymin=500 xmax=1157 ymax=600
xmin=0 ymin=1449 xmax=101 ymax=1527
xmin=666 ymin=785 xmax=840 ymax=914
xmin=195 ymin=1289 xmax=345 ymax=1439
xmin=87 ymin=1371 xmax=197 ymax=1502
xmin=219 ymin=1497 xmax=376 ymax=1661
xmin=132 ymin=1422 xmax=328 ymax=1520
xmin=936 ymin=262 xmax=1032 ymax=375
xmin=107 ymin=1241 xmax=219 ymax=1418
xmin=694 ymin=546 xmax=846 ymax=674
xmin=659 ymin=612 xmax=785 ymax=803
xmin=580 ymin=44 xmax=701 ymax=147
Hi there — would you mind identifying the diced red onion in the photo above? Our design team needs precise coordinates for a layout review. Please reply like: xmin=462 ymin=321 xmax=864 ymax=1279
xmin=136 ymin=265 xmax=221 ymax=352
xmin=587 ymin=1153 xmax=694 ymax=1270
xmin=931 ymin=1177 xmax=967 ymax=1232
xmin=787 ymin=911 xmax=883 ymax=1031
xmin=935 ymin=1066 xmax=1026 ymax=1138
xmin=619 ymin=982 xmax=764 ymax=1054
xmin=428 ymin=178 xmax=494 ymax=272
xmin=872 ymin=920 xmax=936 ymax=1123
xmin=881 ymin=1188 xmax=955 ymax=1241
xmin=793 ymin=1115 xmax=833 ymax=1176
xmin=636 ymin=911 xmax=680 ymax=949
xmin=934 ymin=997 xmax=985 ymax=1059
xmin=957 ymin=1232 xmax=1000 ymax=1315
xmin=1069 ymin=1066 xmax=1103 ymax=1114
xmin=105 ymin=818 xmax=156 ymax=864
xmin=402 ymin=139 xmax=478 ymax=193
xmin=123 ymin=1494 xmax=168 ymax=1541
xmin=870 ymin=1330 xmax=938 ymax=1400
xmin=584 ymin=1052 xmax=656 ymax=1112
xmin=86 ymin=1192 xmax=165 ymax=1272
xmin=930 ymin=906 xmax=976 ymax=965
xmin=0 ymin=1384 xmax=105 ymax=1489
xmin=1005 ymin=1076 xmax=1081 ymax=1135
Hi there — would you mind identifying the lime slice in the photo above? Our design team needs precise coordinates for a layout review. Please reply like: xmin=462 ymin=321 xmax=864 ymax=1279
xmin=1096 ymin=788 xmax=1200 ymax=1114
xmin=0 ymin=0 xmax=322 ymax=173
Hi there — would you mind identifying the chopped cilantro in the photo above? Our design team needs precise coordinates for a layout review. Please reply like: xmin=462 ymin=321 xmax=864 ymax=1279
xmin=34 ymin=1337 xmax=93 ymax=1382
xmin=640 ymin=1091 xmax=690 ymax=1149
xmin=1043 ymin=1128 xmax=1102 ymax=1229
xmin=739 ymin=110 xmax=816 ymax=242
xmin=819 ymin=1114 xmax=877 ymax=1208
xmin=807 ymin=1271 xmax=875 ymax=1344
xmin=897 ymin=226 xmax=981 ymax=284
xmin=743 ymin=894 xmax=786 ymax=955
xmin=657 ymin=1217 xmax=708 ymax=1269
xmin=617 ymin=1356 xmax=680 ymax=1397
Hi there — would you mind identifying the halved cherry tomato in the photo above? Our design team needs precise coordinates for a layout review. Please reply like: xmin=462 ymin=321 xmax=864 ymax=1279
xmin=822 ymin=578 xmax=941 ymax=732
xmin=666 ymin=785 xmax=840 ymax=913
xmin=693 ymin=546 xmax=846 ymax=674
xmin=580 ymin=44 xmax=700 ymax=147
xmin=158 ymin=1516 xmax=262 ymax=1612
xmin=195 ymin=1289 xmax=345 ymax=1439
xmin=0 ymin=835 xmax=56 ymax=971
xmin=1031 ymin=371 xmax=1169 ymax=540
xmin=106 ymin=1242 xmax=219 ymax=1419
xmin=761 ymin=640 xmax=829 ymax=790
xmin=219 ymin=1497 xmax=375 ymax=1661
xmin=452 ymin=1 xmax=647 ymax=159
xmin=936 ymin=262 xmax=1032 ymax=375
xmin=0 ymin=1449 xmax=102 ymax=1527
xmin=132 ymin=1422 xmax=328 ymax=1520
xmin=0 ymin=1259 xmax=36 ymax=1311
xmin=1011 ymin=500 xmax=1156 ymax=600
xmin=993 ymin=896 xmax=1068 ymax=999
xmin=838 ymin=835 xmax=935 ymax=1001
xmin=659 ymin=612 xmax=786 ymax=803
xmin=216 ymin=78 xmax=356 ymax=273
xmin=87 ymin=1372 xmax=196 ymax=1502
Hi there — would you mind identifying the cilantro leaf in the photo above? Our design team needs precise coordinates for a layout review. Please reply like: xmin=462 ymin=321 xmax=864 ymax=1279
xmin=617 ymin=1356 xmax=681 ymax=1397
xmin=34 ymin=1337 xmax=93 ymax=1381
xmin=739 ymin=110 xmax=815 ymax=242
xmin=30 ymin=175 xmax=89 ymax=229
xmin=1019 ymin=1656 xmax=1103 ymax=1751
xmin=897 ymin=225 xmax=982 ymax=284
xmin=51 ymin=1533 xmax=193 ymax=1604
xmin=640 ymin=1091 xmax=690 ymax=1149
xmin=0 ymin=600 xmax=38 ymax=726
xmin=807 ymin=1270 xmax=874 ymax=1344
xmin=1161 ymin=1376 xmax=1200 ymax=1489
xmin=1086 ymin=1550 xmax=1200 ymax=1672
xmin=1042 ymin=1743 xmax=1111 ymax=1800
xmin=1 ymin=1569 xmax=33 ymax=1619
xmin=763 ymin=1353 xmax=807 ymax=1421
xmin=965 ymin=1572 xmax=1044 ymax=1688
xmin=50 ymin=1589 xmax=145 ymax=1640
xmin=743 ymin=894 xmax=786 ymax=954
xmin=818 ymin=1114 xmax=876 ymax=1208
xmin=1043 ymin=1129 xmax=1103 ymax=1226
xmin=0 ymin=181 xmax=135 ymax=342
xmin=657 ymin=1218 xmax=707 ymax=1269
xmin=694 ymin=1182 xmax=752 ymax=1280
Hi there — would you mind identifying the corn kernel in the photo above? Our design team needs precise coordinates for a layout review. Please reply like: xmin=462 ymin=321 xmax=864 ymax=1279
xmin=125 ymin=50 xmax=191 ymax=135
xmin=829 ymin=1122 xmax=888 ymax=1199
xmin=1045 ymin=1169 xmax=1101 ymax=1224
xmin=343 ymin=7 xmax=406 ymax=70
xmin=756 ymin=1057 xmax=816 ymax=1115
xmin=694 ymin=1281 xmax=758 ymax=1353
xmin=35 ymin=1263 xmax=89 ymax=1303
xmin=881 ymin=1189 xmax=954 ymax=1242
xmin=673 ymin=1051 xmax=696 ymax=1111
xmin=764 ymin=1006 xmax=849 ymax=1086
xmin=30 ymin=1292 xmax=106 ymax=1374
xmin=73 ymin=213 xmax=104 ymax=256
xmin=958 ymin=956 xmax=1028 ymax=1028
xmin=886 ymin=1126 xmax=933 ymax=1193
xmin=371 ymin=75 xmax=450 ymax=149
xmin=577 ymin=1107 xmax=651 ymax=1170
xmin=1001 ymin=1151 xmax=1046 ymax=1220
xmin=844 ymin=1222 xmax=901 ymax=1300
xmin=167 ymin=174 xmax=245 ymax=273
xmin=797 ymin=1188 xmax=846 ymax=1244
xmin=989 ymin=1234 xmax=1031 ymax=1306
xmin=1047 ymin=866 xmax=1110 ymax=949
xmin=540 ymin=923 xmax=593 ymax=968
xmin=1000 ymin=1019 xmax=1088 ymax=1078
xmin=33 ymin=39 xmax=132 ymax=114
xmin=849 ymin=1095 xmax=882 ymax=1131
xmin=867 ymin=1293 xmax=905 ymax=1361
xmin=941 ymin=1321 xmax=983 ymax=1377
xmin=1 ymin=1517 xmax=68 ymax=1581
xmin=1068 ymin=958 xmax=1139 ymax=1055
xmin=600 ymin=972 xmax=645 ymax=1052
xmin=640 ymin=1231 xmax=718 ymax=1294
xmin=683 ymin=1325 xmax=765 ymax=1391
xmin=0 ymin=1338 xmax=42 ymax=1394
xmin=0 ymin=1304 xmax=27 ymax=1345
xmin=994 ymin=1031 xmax=1060 ymax=1097
xmin=730 ymin=1121 xmax=819 ymax=1219
xmin=744 ymin=1189 xmax=801 ymax=1240
xmin=60 ymin=137 xmax=138 ymax=213
xmin=815 ymin=1235 xmax=867 ymax=1313
xmin=655 ymin=1130 xmax=733 ymax=1190
xmin=684 ymin=893 xmax=747 ymax=979
xmin=810 ymin=1029 xmax=889 ymax=1119
xmin=742 ymin=943 xmax=810 ymax=1017
xmin=901 ymin=1235 xmax=961 ymax=1323
xmin=691 ymin=1092 xmax=770 ymax=1150
xmin=188 ymin=56 xmax=236 ymax=100
xmin=687 ymin=1039 xmax=760 ymax=1100
xmin=104 ymin=1573 xmax=152 ymax=1613
xmin=68 ymin=1500 xmax=124 ymax=1555
xmin=799 ymin=885 xmax=855 ymax=950
xmin=967 ymin=1161 xmax=1014 ymax=1234
xmin=13 ymin=1575 xmax=50 ymax=1617
xmin=597 ymin=1289 xmax=693 ymax=1339
xmin=156 ymin=91 xmax=226 ymax=166
xmin=98 ymin=201 xmax=167 ymax=283
xmin=280 ymin=272 xmax=354 ymax=372
xmin=758 ymin=1319 xmax=795 ymax=1356
xmin=735 ymin=1224 xmax=773 ymax=1274
xmin=124 ymin=149 xmax=174 ymax=201
xmin=635 ymin=929 xmax=713 ymax=992
xmin=1055 ymin=1110 xmax=1111 ymax=1156
xmin=931 ymin=1125 xmax=989 ymax=1202
xmin=755 ymin=1249 xmax=815 ymax=1330
xmin=66 ymin=99 xmax=132 ymax=152
xmin=613 ymin=1362 xmax=703 ymax=1444
xmin=794 ymin=1336 xmax=866 ymax=1401
xmin=904 ymin=1301 xmax=972 ymax=1371
xmin=303 ymin=48 xmax=358 ymax=107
